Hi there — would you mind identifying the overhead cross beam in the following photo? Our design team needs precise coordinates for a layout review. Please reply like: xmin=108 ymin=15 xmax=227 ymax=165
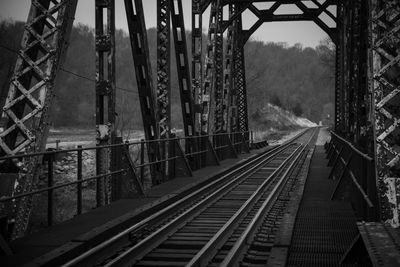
xmin=221 ymin=0 xmax=338 ymax=44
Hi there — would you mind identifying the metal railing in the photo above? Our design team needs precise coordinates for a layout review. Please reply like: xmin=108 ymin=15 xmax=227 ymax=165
xmin=0 ymin=131 xmax=258 ymax=230
xmin=325 ymin=131 xmax=378 ymax=221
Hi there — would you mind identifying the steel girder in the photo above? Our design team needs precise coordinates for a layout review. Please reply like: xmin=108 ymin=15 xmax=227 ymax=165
xmin=221 ymin=0 xmax=338 ymax=44
xmin=334 ymin=1 xmax=344 ymax=132
xmin=124 ymin=0 xmax=160 ymax=183
xmin=157 ymin=0 xmax=196 ymax=179
xmin=157 ymin=0 xmax=171 ymax=180
xmin=212 ymin=3 xmax=225 ymax=134
xmin=225 ymin=4 xmax=238 ymax=133
xmin=171 ymin=0 xmax=196 ymax=139
xmin=369 ymin=0 xmax=400 ymax=226
xmin=0 ymin=0 xmax=77 ymax=239
xmin=234 ymin=18 xmax=249 ymax=136
xmin=200 ymin=0 xmax=223 ymax=134
xmin=95 ymin=0 xmax=116 ymax=207
xmin=192 ymin=0 xmax=205 ymax=135
xmin=157 ymin=0 xmax=171 ymax=140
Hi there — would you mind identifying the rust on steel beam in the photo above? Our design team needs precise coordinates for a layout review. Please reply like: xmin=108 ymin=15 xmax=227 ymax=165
xmin=124 ymin=0 xmax=160 ymax=184
xmin=157 ymin=0 xmax=171 ymax=181
xmin=0 ymin=0 xmax=77 ymax=239
xmin=171 ymin=0 xmax=195 ymax=137
xmin=369 ymin=0 xmax=400 ymax=226
xmin=95 ymin=0 xmax=116 ymax=207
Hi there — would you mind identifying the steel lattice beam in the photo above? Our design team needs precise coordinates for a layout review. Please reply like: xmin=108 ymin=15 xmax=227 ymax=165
xmin=228 ymin=16 xmax=240 ymax=133
xmin=234 ymin=17 xmax=249 ymax=136
xmin=157 ymin=0 xmax=171 ymax=181
xmin=157 ymin=0 xmax=171 ymax=140
xmin=200 ymin=0 xmax=223 ymax=134
xmin=0 ymin=0 xmax=77 ymax=239
xmin=370 ymin=0 xmax=400 ymax=226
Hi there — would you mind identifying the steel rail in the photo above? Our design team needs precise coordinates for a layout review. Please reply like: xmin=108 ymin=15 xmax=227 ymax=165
xmin=61 ymin=129 xmax=311 ymax=266
xmin=186 ymin=145 xmax=303 ymax=266
xmin=102 ymin=131 xmax=314 ymax=266
xmin=100 ymin=145 xmax=299 ymax=266
xmin=220 ymin=128 xmax=318 ymax=266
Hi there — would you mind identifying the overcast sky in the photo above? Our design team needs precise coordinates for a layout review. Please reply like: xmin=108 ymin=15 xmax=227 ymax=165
xmin=0 ymin=0 xmax=332 ymax=48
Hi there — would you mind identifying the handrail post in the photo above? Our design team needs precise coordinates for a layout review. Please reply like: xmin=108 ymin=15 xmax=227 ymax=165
xmin=47 ymin=154 xmax=54 ymax=226
xmin=77 ymin=146 xmax=82 ymax=215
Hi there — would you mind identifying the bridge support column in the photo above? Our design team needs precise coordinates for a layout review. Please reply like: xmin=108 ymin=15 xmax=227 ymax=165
xmin=0 ymin=0 xmax=78 ymax=239
xmin=235 ymin=18 xmax=249 ymax=138
xmin=124 ymin=0 xmax=160 ymax=185
xmin=369 ymin=0 xmax=400 ymax=226
xmin=95 ymin=0 xmax=116 ymax=207
xmin=157 ymin=0 xmax=171 ymax=181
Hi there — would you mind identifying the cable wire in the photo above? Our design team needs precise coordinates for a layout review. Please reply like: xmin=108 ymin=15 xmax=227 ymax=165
xmin=0 ymin=44 xmax=138 ymax=95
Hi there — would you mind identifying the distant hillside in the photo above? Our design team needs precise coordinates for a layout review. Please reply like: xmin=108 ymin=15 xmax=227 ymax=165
xmin=251 ymin=103 xmax=317 ymax=131
xmin=0 ymin=20 xmax=334 ymax=131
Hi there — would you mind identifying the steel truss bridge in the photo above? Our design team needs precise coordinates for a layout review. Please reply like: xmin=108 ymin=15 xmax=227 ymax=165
xmin=0 ymin=0 xmax=399 ymax=253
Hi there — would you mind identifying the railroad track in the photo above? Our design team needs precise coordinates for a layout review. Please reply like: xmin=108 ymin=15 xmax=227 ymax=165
xmin=61 ymin=128 xmax=318 ymax=267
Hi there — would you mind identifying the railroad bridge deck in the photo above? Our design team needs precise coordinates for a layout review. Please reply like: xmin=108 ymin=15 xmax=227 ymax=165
xmin=1 ymin=0 xmax=400 ymax=265
xmin=2 ymin=128 xmax=399 ymax=266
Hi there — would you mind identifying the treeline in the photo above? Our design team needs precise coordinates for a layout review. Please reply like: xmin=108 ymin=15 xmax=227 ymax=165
xmin=0 ymin=20 xmax=334 ymax=130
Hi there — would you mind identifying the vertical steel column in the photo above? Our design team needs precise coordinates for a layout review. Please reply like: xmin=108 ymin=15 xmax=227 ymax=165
xmin=157 ymin=0 xmax=171 ymax=140
xmin=235 ymin=17 xmax=249 ymax=137
xmin=212 ymin=2 xmax=225 ymax=134
xmin=369 ymin=0 xmax=400 ymax=226
xmin=200 ymin=0 xmax=222 ymax=134
xmin=171 ymin=0 xmax=195 ymax=138
xmin=0 ymin=0 xmax=77 ymax=239
xmin=342 ymin=0 xmax=351 ymax=138
xmin=334 ymin=1 xmax=343 ymax=132
xmin=124 ymin=0 xmax=160 ymax=184
xmin=157 ymin=0 xmax=171 ymax=181
xmin=224 ymin=4 xmax=237 ymax=134
xmin=171 ymin=0 xmax=196 ymax=163
xmin=229 ymin=17 xmax=241 ymax=134
xmin=338 ymin=1 xmax=347 ymax=135
xmin=347 ymin=0 xmax=357 ymax=143
xmin=192 ymin=0 xmax=203 ymax=134
xmin=95 ymin=0 xmax=115 ymax=207
xmin=353 ymin=0 xmax=370 ymax=151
